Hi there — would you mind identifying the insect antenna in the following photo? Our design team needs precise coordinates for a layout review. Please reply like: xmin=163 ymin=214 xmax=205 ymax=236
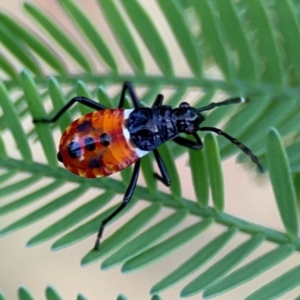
xmin=199 ymin=126 xmax=263 ymax=173
xmin=197 ymin=97 xmax=248 ymax=112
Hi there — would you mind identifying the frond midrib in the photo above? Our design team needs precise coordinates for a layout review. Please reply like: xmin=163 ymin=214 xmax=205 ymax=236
xmin=1 ymin=156 xmax=300 ymax=251
xmin=4 ymin=74 xmax=300 ymax=99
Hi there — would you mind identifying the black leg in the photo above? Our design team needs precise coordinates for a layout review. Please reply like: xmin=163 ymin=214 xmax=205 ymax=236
xmin=172 ymin=133 xmax=203 ymax=150
xmin=94 ymin=160 xmax=141 ymax=250
xmin=118 ymin=81 xmax=141 ymax=109
xmin=153 ymin=149 xmax=171 ymax=186
xmin=197 ymin=97 xmax=247 ymax=112
xmin=152 ymin=94 xmax=164 ymax=107
xmin=33 ymin=96 xmax=107 ymax=123
xmin=200 ymin=126 xmax=263 ymax=173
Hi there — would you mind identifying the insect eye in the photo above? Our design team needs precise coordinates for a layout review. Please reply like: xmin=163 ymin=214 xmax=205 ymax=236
xmin=179 ymin=102 xmax=190 ymax=108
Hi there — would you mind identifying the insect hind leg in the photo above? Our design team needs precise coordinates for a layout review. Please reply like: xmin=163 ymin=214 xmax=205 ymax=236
xmin=33 ymin=97 xmax=107 ymax=123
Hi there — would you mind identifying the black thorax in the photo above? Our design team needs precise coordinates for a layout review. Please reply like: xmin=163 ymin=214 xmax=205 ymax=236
xmin=125 ymin=103 xmax=205 ymax=151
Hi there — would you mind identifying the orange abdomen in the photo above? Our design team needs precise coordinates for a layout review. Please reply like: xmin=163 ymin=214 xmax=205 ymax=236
xmin=58 ymin=109 xmax=139 ymax=178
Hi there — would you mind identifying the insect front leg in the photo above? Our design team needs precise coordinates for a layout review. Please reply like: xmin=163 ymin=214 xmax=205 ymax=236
xmin=33 ymin=97 xmax=107 ymax=123
xmin=152 ymin=94 xmax=164 ymax=107
xmin=94 ymin=160 xmax=141 ymax=250
xmin=118 ymin=81 xmax=141 ymax=109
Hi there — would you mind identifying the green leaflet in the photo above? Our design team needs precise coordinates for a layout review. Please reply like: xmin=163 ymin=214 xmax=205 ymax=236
xmin=81 ymin=203 xmax=162 ymax=266
xmin=58 ymin=0 xmax=118 ymax=73
xmin=45 ymin=286 xmax=61 ymax=300
xmin=193 ymin=0 xmax=232 ymax=80
xmin=98 ymin=0 xmax=145 ymax=74
xmin=245 ymin=265 xmax=300 ymax=300
xmin=0 ymin=12 xmax=66 ymax=75
xmin=204 ymin=244 xmax=295 ymax=297
xmin=151 ymin=227 xmax=237 ymax=294
xmin=181 ymin=234 xmax=265 ymax=297
xmin=0 ymin=290 xmax=6 ymax=300
xmin=157 ymin=0 xmax=202 ymax=78
xmin=116 ymin=295 xmax=128 ymax=300
xmin=121 ymin=0 xmax=173 ymax=77
xmin=23 ymin=2 xmax=92 ymax=73
xmin=18 ymin=287 xmax=34 ymax=300
xmin=122 ymin=218 xmax=213 ymax=273
xmin=101 ymin=210 xmax=188 ymax=270
xmin=204 ymin=133 xmax=224 ymax=211
xmin=266 ymin=128 xmax=298 ymax=238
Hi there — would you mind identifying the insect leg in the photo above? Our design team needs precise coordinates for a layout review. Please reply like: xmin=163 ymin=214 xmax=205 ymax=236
xmin=118 ymin=81 xmax=141 ymax=109
xmin=197 ymin=97 xmax=247 ymax=112
xmin=172 ymin=133 xmax=203 ymax=150
xmin=200 ymin=126 xmax=263 ymax=172
xmin=152 ymin=149 xmax=171 ymax=186
xmin=94 ymin=160 xmax=141 ymax=250
xmin=152 ymin=94 xmax=164 ymax=107
xmin=33 ymin=97 xmax=107 ymax=123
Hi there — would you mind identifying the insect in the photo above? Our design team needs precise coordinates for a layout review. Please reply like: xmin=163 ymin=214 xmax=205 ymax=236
xmin=34 ymin=81 xmax=263 ymax=250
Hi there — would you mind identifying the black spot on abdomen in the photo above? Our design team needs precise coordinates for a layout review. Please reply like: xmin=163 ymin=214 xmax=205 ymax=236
xmin=57 ymin=152 xmax=63 ymax=162
xmin=100 ymin=133 xmax=110 ymax=146
xmin=89 ymin=158 xmax=102 ymax=169
xmin=84 ymin=137 xmax=96 ymax=151
xmin=68 ymin=141 xmax=81 ymax=158
xmin=77 ymin=121 xmax=92 ymax=132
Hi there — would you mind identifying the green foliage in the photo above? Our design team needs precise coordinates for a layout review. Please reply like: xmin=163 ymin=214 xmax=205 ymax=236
xmin=1 ymin=0 xmax=300 ymax=299
xmin=0 ymin=286 xmax=127 ymax=300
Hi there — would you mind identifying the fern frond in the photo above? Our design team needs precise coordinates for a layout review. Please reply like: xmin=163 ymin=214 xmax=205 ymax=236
xmin=1 ymin=1 xmax=300 ymax=299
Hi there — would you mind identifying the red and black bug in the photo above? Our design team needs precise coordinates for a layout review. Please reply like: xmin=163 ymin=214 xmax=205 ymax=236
xmin=34 ymin=81 xmax=263 ymax=250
